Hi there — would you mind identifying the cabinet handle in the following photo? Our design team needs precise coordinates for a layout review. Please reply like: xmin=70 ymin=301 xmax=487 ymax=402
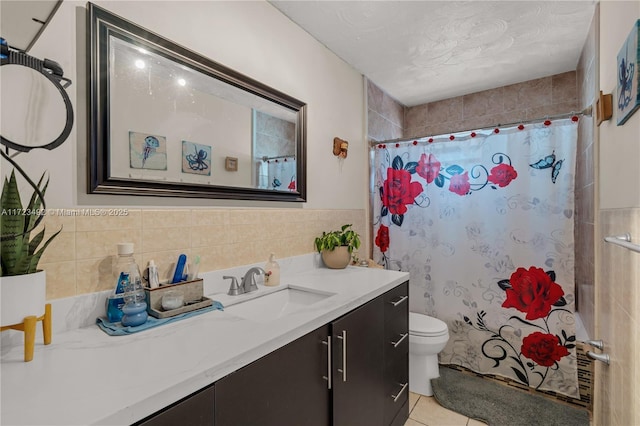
xmin=390 ymin=333 xmax=408 ymax=348
xmin=336 ymin=330 xmax=347 ymax=382
xmin=322 ymin=337 xmax=332 ymax=389
xmin=389 ymin=295 xmax=408 ymax=307
xmin=391 ymin=382 xmax=408 ymax=402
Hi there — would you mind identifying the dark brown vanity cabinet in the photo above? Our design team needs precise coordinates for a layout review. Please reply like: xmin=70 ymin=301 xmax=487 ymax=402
xmin=137 ymin=282 xmax=409 ymax=426
xmin=215 ymin=324 xmax=331 ymax=426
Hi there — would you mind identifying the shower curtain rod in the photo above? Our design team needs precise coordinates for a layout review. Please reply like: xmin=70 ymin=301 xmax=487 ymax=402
xmin=261 ymin=154 xmax=295 ymax=161
xmin=369 ymin=105 xmax=593 ymax=146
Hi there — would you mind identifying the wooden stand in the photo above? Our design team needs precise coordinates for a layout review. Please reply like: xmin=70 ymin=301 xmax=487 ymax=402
xmin=0 ymin=303 xmax=52 ymax=362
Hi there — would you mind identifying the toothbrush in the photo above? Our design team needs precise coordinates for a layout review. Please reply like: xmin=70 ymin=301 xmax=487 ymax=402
xmin=171 ymin=254 xmax=187 ymax=284
xmin=189 ymin=255 xmax=201 ymax=280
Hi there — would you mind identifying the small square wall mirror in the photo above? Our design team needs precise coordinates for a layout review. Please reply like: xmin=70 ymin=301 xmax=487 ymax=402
xmin=87 ymin=3 xmax=307 ymax=202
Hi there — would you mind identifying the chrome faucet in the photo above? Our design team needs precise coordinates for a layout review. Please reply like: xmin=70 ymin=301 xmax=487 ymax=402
xmin=241 ymin=267 xmax=265 ymax=293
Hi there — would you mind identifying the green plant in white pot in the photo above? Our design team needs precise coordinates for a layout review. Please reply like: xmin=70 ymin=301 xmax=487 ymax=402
xmin=1 ymin=169 xmax=60 ymax=328
xmin=314 ymin=224 xmax=361 ymax=269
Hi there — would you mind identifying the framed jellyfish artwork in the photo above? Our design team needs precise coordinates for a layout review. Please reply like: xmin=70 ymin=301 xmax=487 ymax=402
xmin=617 ymin=19 xmax=640 ymax=126
xmin=182 ymin=141 xmax=212 ymax=176
xmin=129 ymin=131 xmax=167 ymax=170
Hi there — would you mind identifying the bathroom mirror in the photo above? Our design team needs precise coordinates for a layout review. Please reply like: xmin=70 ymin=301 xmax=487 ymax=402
xmin=88 ymin=3 xmax=307 ymax=201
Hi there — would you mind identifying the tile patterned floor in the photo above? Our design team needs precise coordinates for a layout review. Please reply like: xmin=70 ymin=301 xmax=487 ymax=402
xmin=404 ymin=392 xmax=488 ymax=426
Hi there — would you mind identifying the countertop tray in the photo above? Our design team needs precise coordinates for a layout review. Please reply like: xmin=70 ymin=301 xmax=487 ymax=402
xmin=148 ymin=296 xmax=213 ymax=319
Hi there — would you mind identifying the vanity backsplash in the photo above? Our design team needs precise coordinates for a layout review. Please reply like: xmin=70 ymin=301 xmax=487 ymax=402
xmin=36 ymin=208 xmax=366 ymax=300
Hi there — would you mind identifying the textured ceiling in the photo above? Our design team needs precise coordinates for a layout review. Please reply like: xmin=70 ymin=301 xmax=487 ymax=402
xmin=270 ymin=1 xmax=597 ymax=106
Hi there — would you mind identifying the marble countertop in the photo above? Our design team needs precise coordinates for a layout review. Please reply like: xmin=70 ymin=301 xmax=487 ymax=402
xmin=1 ymin=261 xmax=409 ymax=425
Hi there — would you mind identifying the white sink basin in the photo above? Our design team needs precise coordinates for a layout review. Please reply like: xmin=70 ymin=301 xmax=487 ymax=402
xmin=225 ymin=287 xmax=334 ymax=321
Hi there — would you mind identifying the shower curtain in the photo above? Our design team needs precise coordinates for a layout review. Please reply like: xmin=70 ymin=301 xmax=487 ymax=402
xmin=257 ymin=156 xmax=296 ymax=191
xmin=372 ymin=118 xmax=580 ymax=398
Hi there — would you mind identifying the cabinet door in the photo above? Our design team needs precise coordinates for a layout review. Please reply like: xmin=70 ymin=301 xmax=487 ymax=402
xmin=135 ymin=384 xmax=214 ymax=426
xmin=331 ymin=296 xmax=385 ymax=426
xmin=215 ymin=324 xmax=330 ymax=426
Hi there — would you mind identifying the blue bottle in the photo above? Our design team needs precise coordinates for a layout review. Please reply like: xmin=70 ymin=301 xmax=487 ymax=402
xmin=107 ymin=243 xmax=148 ymax=326
xmin=106 ymin=271 xmax=127 ymax=323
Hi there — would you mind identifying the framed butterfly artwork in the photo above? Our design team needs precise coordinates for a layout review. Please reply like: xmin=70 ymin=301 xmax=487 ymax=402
xmin=617 ymin=19 xmax=639 ymax=126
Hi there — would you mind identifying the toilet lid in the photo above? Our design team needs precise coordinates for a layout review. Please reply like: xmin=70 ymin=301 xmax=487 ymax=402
xmin=409 ymin=313 xmax=448 ymax=337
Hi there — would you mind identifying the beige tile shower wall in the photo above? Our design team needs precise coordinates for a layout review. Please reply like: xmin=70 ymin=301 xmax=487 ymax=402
xmin=404 ymin=72 xmax=579 ymax=139
xmin=575 ymin=7 xmax=599 ymax=340
xmin=598 ymin=208 xmax=640 ymax=426
xmin=37 ymin=209 xmax=366 ymax=300
xmin=367 ymin=79 xmax=404 ymax=142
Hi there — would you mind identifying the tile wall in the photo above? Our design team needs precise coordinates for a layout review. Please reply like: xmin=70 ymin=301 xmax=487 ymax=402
xmin=403 ymin=72 xmax=579 ymax=139
xmin=367 ymin=71 xmax=579 ymax=145
xmin=598 ymin=209 xmax=640 ymax=425
xmin=37 ymin=209 xmax=366 ymax=300
xmin=575 ymin=6 xmax=599 ymax=340
xmin=367 ymin=79 xmax=404 ymax=142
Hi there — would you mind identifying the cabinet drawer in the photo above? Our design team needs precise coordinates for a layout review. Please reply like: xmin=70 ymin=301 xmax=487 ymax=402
xmin=385 ymin=317 xmax=408 ymax=365
xmin=384 ymin=308 xmax=408 ymax=343
xmin=383 ymin=353 xmax=409 ymax=425
xmin=384 ymin=282 xmax=409 ymax=321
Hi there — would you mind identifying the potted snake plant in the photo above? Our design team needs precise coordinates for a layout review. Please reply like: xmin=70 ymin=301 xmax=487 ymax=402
xmin=1 ymin=169 xmax=60 ymax=327
xmin=314 ymin=224 xmax=361 ymax=269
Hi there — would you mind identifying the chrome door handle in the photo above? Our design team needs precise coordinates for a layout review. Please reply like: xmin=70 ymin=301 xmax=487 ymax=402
xmin=390 ymin=333 xmax=408 ymax=348
xmin=389 ymin=295 xmax=408 ymax=307
xmin=391 ymin=382 xmax=408 ymax=402
xmin=336 ymin=330 xmax=347 ymax=382
xmin=322 ymin=337 xmax=332 ymax=389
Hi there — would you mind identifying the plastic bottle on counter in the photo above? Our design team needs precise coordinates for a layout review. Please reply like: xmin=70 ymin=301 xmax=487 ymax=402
xmin=264 ymin=253 xmax=281 ymax=287
xmin=107 ymin=243 xmax=148 ymax=326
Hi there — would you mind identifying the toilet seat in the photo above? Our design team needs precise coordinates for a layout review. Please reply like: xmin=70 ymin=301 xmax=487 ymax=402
xmin=409 ymin=313 xmax=448 ymax=337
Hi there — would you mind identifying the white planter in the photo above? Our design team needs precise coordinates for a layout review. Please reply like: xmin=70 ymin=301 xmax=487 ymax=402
xmin=0 ymin=270 xmax=46 ymax=326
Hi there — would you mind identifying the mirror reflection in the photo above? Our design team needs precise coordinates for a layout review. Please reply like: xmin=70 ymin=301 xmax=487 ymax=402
xmin=109 ymin=36 xmax=298 ymax=190
xmin=1 ymin=64 xmax=66 ymax=148
xmin=89 ymin=3 xmax=306 ymax=201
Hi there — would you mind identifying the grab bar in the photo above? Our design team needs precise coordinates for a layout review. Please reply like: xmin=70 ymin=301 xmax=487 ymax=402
xmin=604 ymin=233 xmax=640 ymax=253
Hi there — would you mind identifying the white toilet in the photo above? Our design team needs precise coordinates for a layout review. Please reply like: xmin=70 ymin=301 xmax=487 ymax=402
xmin=409 ymin=312 xmax=450 ymax=396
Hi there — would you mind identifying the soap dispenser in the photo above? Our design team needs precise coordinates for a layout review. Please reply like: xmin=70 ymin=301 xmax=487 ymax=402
xmin=264 ymin=253 xmax=280 ymax=287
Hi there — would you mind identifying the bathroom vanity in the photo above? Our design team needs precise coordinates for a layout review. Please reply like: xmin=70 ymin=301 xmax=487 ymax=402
xmin=0 ymin=261 xmax=409 ymax=425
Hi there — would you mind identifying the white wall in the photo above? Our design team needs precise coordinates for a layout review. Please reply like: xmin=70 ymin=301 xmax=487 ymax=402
xmin=599 ymin=2 xmax=640 ymax=209
xmin=2 ymin=0 xmax=366 ymax=210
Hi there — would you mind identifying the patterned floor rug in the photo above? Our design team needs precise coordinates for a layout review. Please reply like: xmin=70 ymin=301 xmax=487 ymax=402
xmin=431 ymin=367 xmax=590 ymax=426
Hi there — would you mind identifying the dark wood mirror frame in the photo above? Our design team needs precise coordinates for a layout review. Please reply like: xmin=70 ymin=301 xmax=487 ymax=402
xmin=87 ymin=3 xmax=307 ymax=202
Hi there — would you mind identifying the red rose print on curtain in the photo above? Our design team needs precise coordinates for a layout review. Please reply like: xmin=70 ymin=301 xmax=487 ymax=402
xmin=448 ymin=171 xmax=471 ymax=196
xmin=382 ymin=168 xmax=423 ymax=215
xmin=431 ymin=153 xmax=518 ymax=195
xmin=379 ymin=155 xmax=426 ymax=227
xmin=488 ymin=163 xmax=518 ymax=187
xmin=500 ymin=266 xmax=565 ymax=320
xmin=464 ymin=265 xmax=572 ymax=388
xmin=375 ymin=225 xmax=389 ymax=253
xmin=416 ymin=153 xmax=441 ymax=183
xmin=521 ymin=332 xmax=570 ymax=367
